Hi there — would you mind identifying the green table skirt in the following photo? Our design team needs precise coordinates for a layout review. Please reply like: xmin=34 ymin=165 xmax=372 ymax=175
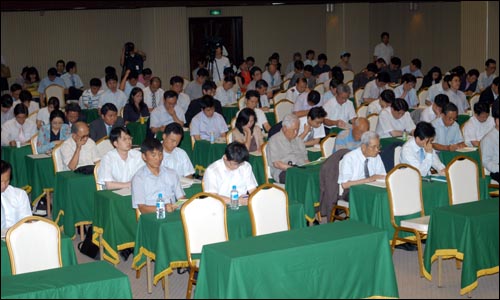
xmin=192 ymin=140 xmax=226 ymax=169
xmin=1 ymin=234 xmax=77 ymax=276
xmin=285 ymin=162 xmax=323 ymax=222
xmin=127 ymin=121 xmax=148 ymax=146
xmin=82 ymin=109 xmax=99 ymax=124
xmin=53 ymin=171 xmax=97 ymax=238
xmin=195 ymin=220 xmax=399 ymax=299
xmin=457 ymin=114 xmax=470 ymax=126
xmin=132 ymin=202 xmax=305 ymax=285
xmin=222 ymin=105 xmax=239 ymax=124
xmin=439 ymin=149 xmax=482 ymax=171
xmin=1 ymin=145 xmax=32 ymax=188
xmin=25 ymin=156 xmax=55 ymax=203
xmin=1 ymin=261 xmax=132 ymax=299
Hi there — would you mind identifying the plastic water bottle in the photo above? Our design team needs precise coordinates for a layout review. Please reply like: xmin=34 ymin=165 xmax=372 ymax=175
xmin=210 ymin=131 xmax=215 ymax=144
xmin=236 ymin=90 xmax=241 ymax=101
xmin=402 ymin=129 xmax=408 ymax=142
xmin=156 ymin=193 xmax=165 ymax=219
xmin=230 ymin=185 xmax=239 ymax=210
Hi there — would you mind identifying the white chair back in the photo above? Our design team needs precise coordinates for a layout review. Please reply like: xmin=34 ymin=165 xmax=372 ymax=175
xmin=314 ymin=83 xmax=324 ymax=94
xmin=183 ymin=78 xmax=190 ymax=91
xmin=415 ymin=77 xmax=424 ymax=91
xmin=238 ymin=95 xmax=246 ymax=110
xmin=274 ymin=100 xmax=294 ymax=123
xmin=94 ymin=160 xmax=103 ymax=191
xmin=367 ymin=113 xmax=379 ymax=132
xmin=261 ymin=142 xmax=272 ymax=183
xmin=28 ymin=110 xmax=39 ymax=123
xmin=248 ymin=184 xmax=290 ymax=236
xmin=6 ymin=216 xmax=62 ymax=275
xmin=96 ymin=137 xmax=114 ymax=158
xmin=468 ymin=93 xmax=480 ymax=111
xmin=320 ymin=135 xmax=336 ymax=158
xmin=180 ymin=193 xmax=228 ymax=255
xmin=281 ymin=79 xmax=290 ymax=91
xmin=343 ymin=70 xmax=355 ymax=83
xmin=230 ymin=117 xmax=236 ymax=129
xmin=387 ymin=164 xmax=423 ymax=217
xmin=52 ymin=143 xmax=66 ymax=173
xmin=356 ymin=105 xmax=368 ymax=118
xmin=44 ymin=85 xmax=65 ymax=109
xmin=226 ymin=128 xmax=234 ymax=144
xmin=273 ymin=91 xmax=287 ymax=104
xmin=30 ymin=133 xmax=39 ymax=154
xmin=354 ymin=88 xmax=364 ymax=109
xmin=446 ymin=156 xmax=480 ymax=205
xmin=394 ymin=146 xmax=402 ymax=166
xmin=346 ymin=80 xmax=354 ymax=98
xmin=417 ymin=89 xmax=429 ymax=108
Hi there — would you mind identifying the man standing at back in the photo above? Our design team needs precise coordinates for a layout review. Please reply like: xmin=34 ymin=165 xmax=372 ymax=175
xmin=373 ymin=32 xmax=394 ymax=67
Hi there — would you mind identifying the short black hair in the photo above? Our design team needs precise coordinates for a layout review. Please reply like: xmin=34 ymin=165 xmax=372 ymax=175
xmin=250 ymin=66 xmax=262 ymax=77
xmin=140 ymin=137 xmax=163 ymax=153
xmin=196 ymin=68 xmax=209 ymax=78
xmin=366 ymin=63 xmax=378 ymax=73
xmin=401 ymin=73 xmax=417 ymax=84
xmin=307 ymin=90 xmax=321 ymax=106
xmin=19 ymin=90 xmax=32 ymax=102
xmin=10 ymin=83 xmax=22 ymax=93
xmin=100 ymin=103 xmax=118 ymax=116
xmin=443 ymin=102 xmax=458 ymax=115
xmin=381 ymin=32 xmax=390 ymax=39
xmin=105 ymin=73 xmax=118 ymax=83
xmin=317 ymin=53 xmax=327 ymax=61
xmin=65 ymin=102 xmax=81 ymax=113
xmin=47 ymin=68 xmax=58 ymax=76
xmin=164 ymin=122 xmax=183 ymax=136
xmin=109 ymin=126 xmax=131 ymax=146
xmin=305 ymin=49 xmax=315 ymax=56
xmin=380 ymin=89 xmax=395 ymax=105
xmin=294 ymin=60 xmax=304 ymax=71
xmin=65 ymin=61 xmax=76 ymax=72
xmin=390 ymin=57 xmax=402 ymax=67
xmin=200 ymin=95 xmax=215 ymax=109
xmin=128 ymin=70 xmax=139 ymax=80
xmin=224 ymin=76 xmax=236 ymax=84
xmin=202 ymin=80 xmax=216 ymax=92
xmin=467 ymin=69 xmax=480 ymax=78
xmin=142 ymin=68 xmax=153 ymax=76
xmin=414 ymin=121 xmax=436 ymax=140
xmin=434 ymin=94 xmax=449 ymax=110
xmin=308 ymin=106 xmax=327 ymax=120
xmin=90 ymin=78 xmax=102 ymax=87
xmin=163 ymin=90 xmax=178 ymax=100
xmin=170 ymin=76 xmax=184 ymax=86
xmin=47 ymin=97 xmax=60 ymax=110
xmin=255 ymin=79 xmax=268 ymax=89
xmin=225 ymin=142 xmax=249 ymax=164
xmin=1 ymin=94 xmax=13 ymax=108
xmin=304 ymin=65 xmax=314 ymax=73
xmin=376 ymin=71 xmax=391 ymax=83
xmin=245 ymin=90 xmax=259 ymax=100
xmin=245 ymin=56 xmax=255 ymax=63
xmin=1 ymin=160 xmax=12 ymax=176
xmin=49 ymin=109 xmax=66 ymax=123
xmin=13 ymin=103 xmax=29 ymax=116
xmin=492 ymin=76 xmax=499 ymax=86
xmin=473 ymin=102 xmax=490 ymax=115
xmin=392 ymin=98 xmax=409 ymax=112
xmin=485 ymin=59 xmax=496 ymax=67
xmin=411 ymin=59 xmax=422 ymax=69
xmin=330 ymin=66 xmax=344 ymax=83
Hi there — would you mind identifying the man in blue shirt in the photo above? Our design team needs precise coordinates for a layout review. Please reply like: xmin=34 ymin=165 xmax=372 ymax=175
xmin=333 ymin=117 xmax=369 ymax=153
xmin=38 ymin=68 xmax=65 ymax=107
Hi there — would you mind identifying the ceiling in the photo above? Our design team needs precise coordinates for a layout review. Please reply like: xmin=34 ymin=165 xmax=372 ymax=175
xmin=0 ymin=1 xmax=354 ymax=12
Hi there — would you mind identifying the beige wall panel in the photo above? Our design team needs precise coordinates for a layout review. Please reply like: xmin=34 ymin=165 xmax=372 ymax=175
xmin=487 ymin=1 xmax=499 ymax=64
xmin=461 ymin=2 xmax=487 ymax=70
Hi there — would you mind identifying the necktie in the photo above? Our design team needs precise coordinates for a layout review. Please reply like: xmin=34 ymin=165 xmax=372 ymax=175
xmin=364 ymin=158 xmax=370 ymax=179
xmin=106 ymin=125 xmax=111 ymax=136
xmin=18 ymin=127 xmax=26 ymax=142
xmin=306 ymin=129 xmax=314 ymax=142
xmin=419 ymin=148 xmax=425 ymax=162
xmin=271 ymin=76 xmax=275 ymax=87
xmin=152 ymin=92 xmax=157 ymax=108
xmin=71 ymin=74 xmax=75 ymax=87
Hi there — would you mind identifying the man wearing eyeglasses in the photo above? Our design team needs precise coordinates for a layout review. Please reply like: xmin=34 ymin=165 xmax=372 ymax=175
xmin=338 ymin=131 xmax=386 ymax=194
xmin=431 ymin=102 xmax=466 ymax=152
xmin=60 ymin=121 xmax=100 ymax=171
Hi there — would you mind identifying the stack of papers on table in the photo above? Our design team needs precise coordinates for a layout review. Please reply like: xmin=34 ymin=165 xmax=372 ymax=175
xmin=112 ymin=188 xmax=131 ymax=196
xmin=456 ymin=147 xmax=477 ymax=152
xmin=429 ymin=174 xmax=447 ymax=182
xmin=365 ymin=179 xmax=386 ymax=188
xmin=180 ymin=177 xmax=201 ymax=188
xmin=307 ymin=146 xmax=322 ymax=152
xmin=249 ymin=151 xmax=262 ymax=156
xmin=27 ymin=153 xmax=51 ymax=159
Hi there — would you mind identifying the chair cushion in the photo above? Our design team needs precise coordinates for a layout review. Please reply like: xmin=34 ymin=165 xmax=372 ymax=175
xmin=400 ymin=215 xmax=429 ymax=233
xmin=337 ymin=199 xmax=349 ymax=207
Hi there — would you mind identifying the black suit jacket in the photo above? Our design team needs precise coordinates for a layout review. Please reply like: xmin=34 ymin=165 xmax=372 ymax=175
xmin=479 ymin=86 xmax=497 ymax=106
xmin=89 ymin=117 xmax=125 ymax=141
xmin=184 ymin=97 xmax=224 ymax=127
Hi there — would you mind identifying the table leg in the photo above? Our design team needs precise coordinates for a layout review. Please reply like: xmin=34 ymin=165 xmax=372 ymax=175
xmin=79 ymin=225 xmax=85 ymax=241
xmin=99 ymin=234 xmax=104 ymax=261
xmin=438 ymin=256 xmax=442 ymax=287
xmin=147 ymin=257 xmax=152 ymax=293
xmin=163 ymin=275 xmax=169 ymax=299
xmin=45 ymin=189 xmax=53 ymax=219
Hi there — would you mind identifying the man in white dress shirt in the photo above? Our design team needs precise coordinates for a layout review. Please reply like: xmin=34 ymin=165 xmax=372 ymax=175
xmin=237 ymin=90 xmax=271 ymax=132
xmin=1 ymin=160 xmax=32 ymax=232
xmin=60 ymin=122 xmax=100 ymax=171
xmin=373 ymin=32 xmax=394 ymax=66
xmin=161 ymin=122 xmax=195 ymax=178
xmin=99 ymin=73 xmax=127 ymax=111
xmin=376 ymin=98 xmax=416 ymax=138
xmin=190 ymin=96 xmax=227 ymax=141
xmin=150 ymin=90 xmax=186 ymax=134
xmin=444 ymin=73 xmax=469 ymax=114
xmin=401 ymin=58 xmax=424 ymax=78
xmin=478 ymin=59 xmax=497 ymax=92
xmin=338 ymin=131 xmax=386 ymax=195
xmin=367 ymin=89 xmax=395 ymax=116
xmin=394 ymin=73 xmax=418 ymax=108
xmin=431 ymin=103 xmax=466 ymax=152
xmin=143 ymin=77 xmax=164 ymax=112
xmin=215 ymin=76 xmax=237 ymax=106
xmin=400 ymin=121 xmax=445 ymax=176
xmin=298 ymin=107 xmax=327 ymax=147
xmin=323 ymin=83 xmax=355 ymax=129
xmin=204 ymin=142 xmax=257 ymax=205
xmin=1 ymin=104 xmax=37 ymax=147
xmin=362 ymin=72 xmax=390 ymax=105
xmin=262 ymin=63 xmax=282 ymax=92
xmin=420 ymin=94 xmax=449 ymax=123
xmin=170 ymin=76 xmax=191 ymax=113
xmin=463 ymin=102 xmax=495 ymax=147
xmin=97 ymin=127 xmax=144 ymax=190
xmin=480 ymin=101 xmax=499 ymax=182
xmin=285 ymin=78 xmax=308 ymax=103
xmin=293 ymin=90 xmax=322 ymax=118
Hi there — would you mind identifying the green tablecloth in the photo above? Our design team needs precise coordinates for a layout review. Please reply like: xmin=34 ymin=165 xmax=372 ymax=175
xmin=92 ymin=184 xmax=202 ymax=265
xmin=192 ymin=140 xmax=226 ymax=169
xmin=265 ymin=111 xmax=276 ymax=126
xmin=53 ymin=171 xmax=96 ymax=239
xmin=457 ymin=114 xmax=470 ymax=126
xmin=25 ymin=155 xmax=55 ymax=202
xmin=423 ymin=198 xmax=499 ymax=295
xmin=325 ymin=127 xmax=344 ymax=135
xmin=1 ymin=261 xmax=133 ymax=299
xmin=221 ymin=104 xmax=239 ymax=124
xmin=1 ymin=145 xmax=32 ymax=188
xmin=438 ymin=149 xmax=482 ymax=171
xmin=132 ymin=202 xmax=305 ymax=285
xmin=285 ymin=162 xmax=323 ymax=223
xmin=380 ymin=137 xmax=405 ymax=149
xmin=194 ymin=220 xmax=399 ymax=299
xmin=349 ymin=177 xmax=491 ymax=239
xmin=307 ymin=147 xmax=322 ymax=161
xmin=155 ymin=129 xmax=193 ymax=159
xmin=126 ymin=121 xmax=148 ymax=146
xmin=1 ymin=234 xmax=77 ymax=276
xmin=82 ymin=108 xmax=99 ymax=124
xmin=249 ymin=154 xmax=266 ymax=185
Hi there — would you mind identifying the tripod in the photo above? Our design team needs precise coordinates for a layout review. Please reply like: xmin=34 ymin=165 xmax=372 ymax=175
xmin=207 ymin=56 xmax=221 ymax=82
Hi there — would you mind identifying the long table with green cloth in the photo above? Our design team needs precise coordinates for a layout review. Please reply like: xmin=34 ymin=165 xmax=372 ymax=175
xmin=127 ymin=121 xmax=149 ymax=147
xmin=1 ymin=145 xmax=32 ymax=188
xmin=53 ymin=171 xmax=97 ymax=239
xmin=457 ymin=114 xmax=471 ymax=126
xmin=1 ymin=234 xmax=77 ymax=277
xmin=438 ymin=148 xmax=482 ymax=171
xmin=25 ymin=155 xmax=55 ymax=203
xmin=191 ymin=140 xmax=226 ymax=169
xmin=155 ymin=129 xmax=193 ymax=160
xmin=349 ymin=177 xmax=491 ymax=239
xmin=221 ymin=104 xmax=239 ymax=123
xmin=1 ymin=261 xmax=133 ymax=299
xmin=423 ymin=198 xmax=499 ymax=295
xmin=82 ymin=108 xmax=99 ymax=124
xmin=92 ymin=184 xmax=202 ymax=265
xmin=132 ymin=202 xmax=305 ymax=285
xmin=194 ymin=220 xmax=399 ymax=299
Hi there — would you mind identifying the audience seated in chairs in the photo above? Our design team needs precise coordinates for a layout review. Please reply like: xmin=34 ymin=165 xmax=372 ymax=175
xmin=232 ymin=108 xmax=265 ymax=154
xmin=237 ymin=90 xmax=271 ymax=132
xmin=190 ymin=95 xmax=227 ymax=141
xmin=323 ymin=83 xmax=356 ymax=130
xmin=376 ymin=98 xmax=416 ymax=138
xmin=161 ymin=122 xmax=195 ymax=178
xmin=267 ymin=113 xmax=308 ymax=184
xmin=333 ymin=117 xmax=369 ymax=153
xmin=1 ymin=160 xmax=32 ymax=233
xmin=297 ymin=106 xmax=327 ymax=147
xmin=431 ymin=102 xmax=466 ymax=152
xmin=60 ymin=121 xmax=100 ymax=171
xmin=89 ymin=102 xmax=125 ymax=141
xmin=480 ymin=100 xmax=499 ymax=183
xmin=1 ymin=104 xmax=37 ymax=147
xmin=463 ymin=102 xmax=495 ymax=147
xmin=203 ymin=142 xmax=257 ymax=205
xmin=36 ymin=110 xmax=71 ymax=155
xmin=184 ymin=80 xmax=223 ymax=127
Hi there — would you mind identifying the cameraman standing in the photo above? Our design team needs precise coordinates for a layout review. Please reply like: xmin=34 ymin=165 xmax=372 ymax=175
xmin=120 ymin=42 xmax=147 ymax=79
xmin=208 ymin=44 xmax=230 ymax=84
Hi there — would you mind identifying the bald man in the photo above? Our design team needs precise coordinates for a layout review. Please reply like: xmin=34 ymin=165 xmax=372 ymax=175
xmin=60 ymin=121 xmax=100 ymax=171
xmin=333 ymin=117 xmax=370 ymax=153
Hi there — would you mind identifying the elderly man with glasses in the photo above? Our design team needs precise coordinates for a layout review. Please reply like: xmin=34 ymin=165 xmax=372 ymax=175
xmin=60 ymin=121 xmax=100 ymax=171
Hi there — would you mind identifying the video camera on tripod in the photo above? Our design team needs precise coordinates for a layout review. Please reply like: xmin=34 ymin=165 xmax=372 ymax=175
xmin=204 ymin=36 xmax=223 ymax=62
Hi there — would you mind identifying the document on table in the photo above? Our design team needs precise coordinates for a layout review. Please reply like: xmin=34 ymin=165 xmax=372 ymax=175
xmin=365 ymin=179 xmax=386 ymax=188
xmin=27 ymin=153 xmax=51 ymax=159
xmin=180 ymin=177 xmax=201 ymax=189
xmin=456 ymin=147 xmax=477 ymax=152
xmin=113 ymin=188 xmax=131 ymax=196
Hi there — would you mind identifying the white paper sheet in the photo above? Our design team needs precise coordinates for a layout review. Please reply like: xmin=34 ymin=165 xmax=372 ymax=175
xmin=112 ymin=188 xmax=131 ymax=196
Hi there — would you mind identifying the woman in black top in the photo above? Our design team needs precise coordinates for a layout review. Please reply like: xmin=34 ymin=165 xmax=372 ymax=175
xmin=123 ymin=87 xmax=149 ymax=124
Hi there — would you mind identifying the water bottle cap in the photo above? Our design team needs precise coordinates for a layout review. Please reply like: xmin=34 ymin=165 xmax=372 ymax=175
xmin=232 ymin=185 xmax=236 ymax=189
xmin=158 ymin=193 xmax=163 ymax=198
